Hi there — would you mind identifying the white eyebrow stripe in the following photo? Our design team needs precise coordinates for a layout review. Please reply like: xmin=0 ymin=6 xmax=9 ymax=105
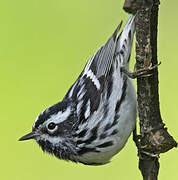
xmin=46 ymin=107 xmax=71 ymax=124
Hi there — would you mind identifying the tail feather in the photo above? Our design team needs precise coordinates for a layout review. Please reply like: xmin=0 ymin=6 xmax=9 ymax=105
xmin=115 ymin=15 xmax=135 ymax=69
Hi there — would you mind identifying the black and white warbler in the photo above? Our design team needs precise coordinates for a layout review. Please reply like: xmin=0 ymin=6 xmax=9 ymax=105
xmin=19 ymin=15 xmax=137 ymax=165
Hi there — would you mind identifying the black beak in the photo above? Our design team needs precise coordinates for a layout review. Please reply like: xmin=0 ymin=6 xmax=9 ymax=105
xmin=19 ymin=131 xmax=38 ymax=141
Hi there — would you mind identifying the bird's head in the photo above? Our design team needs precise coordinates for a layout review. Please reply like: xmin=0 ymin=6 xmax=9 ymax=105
xmin=19 ymin=101 xmax=78 ymax=160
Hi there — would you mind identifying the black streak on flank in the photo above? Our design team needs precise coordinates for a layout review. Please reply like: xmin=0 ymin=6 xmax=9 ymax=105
xmin=104 ymin=123 xmax=111 ymax=131
xmin=113 ymin=78 xmax=127 ymax=127
xmin=115 ymin=78 xmax=127 ymax=114
xmin=97 ymin=141 xmax=113 ymax=148
xmin=110 ymin=129 xmax=118 ymax=136
xmin=128 ymin=30 xmax=131 ymax=41
xmin=77 ymin=129 xmax=88 ymax=138
xmin=103 ymin=103 xmax=109 ymax=119
xmin=78 ymin=147 xmax=100 ymax=155
xmin=77 ymin=124 xmax=99 ymax=145
xmin=112 ymin=114 xmax=120 ymax=127
xmin=127 ymin=53 xmax=131 ymax=63
xmin=83 ymin=126 xmax=98 ymax=144
xmin=99 ymin=133 xmax=107 ymax=140
xmin=120 ymin=50 xmax=124 ymax=57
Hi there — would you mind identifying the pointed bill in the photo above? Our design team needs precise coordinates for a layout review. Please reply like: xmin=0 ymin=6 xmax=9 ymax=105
xmin=19 ymin=131 xmax=39 ymax=141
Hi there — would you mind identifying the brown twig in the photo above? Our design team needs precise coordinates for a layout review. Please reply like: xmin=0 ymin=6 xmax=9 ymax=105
xmin=123 ymin=0 xmax=177 ymax=179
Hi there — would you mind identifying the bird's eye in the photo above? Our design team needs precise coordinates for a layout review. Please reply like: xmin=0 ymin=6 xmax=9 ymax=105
xmin=47 ymin=122 xmax=56 ymax=130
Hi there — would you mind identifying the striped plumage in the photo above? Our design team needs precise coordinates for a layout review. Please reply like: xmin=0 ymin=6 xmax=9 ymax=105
xmin=19 ymin=15 xmax=137 ymax=165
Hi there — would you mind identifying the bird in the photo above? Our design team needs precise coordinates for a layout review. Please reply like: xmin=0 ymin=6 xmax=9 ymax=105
xmin=19 ymin=15 xmax=137 ymax=165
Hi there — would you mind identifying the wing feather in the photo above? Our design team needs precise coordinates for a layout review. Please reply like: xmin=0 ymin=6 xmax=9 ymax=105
xmin=84 ymin=21 xmax=123 ymax=79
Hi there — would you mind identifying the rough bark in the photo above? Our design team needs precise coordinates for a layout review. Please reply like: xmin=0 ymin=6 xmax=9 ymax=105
xmin=123 ymin=0 xmax=177 ymax=179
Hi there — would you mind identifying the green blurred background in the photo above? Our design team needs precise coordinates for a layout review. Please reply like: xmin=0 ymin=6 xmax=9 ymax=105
xmin=1 ymin=0 xmax=177 ymax=179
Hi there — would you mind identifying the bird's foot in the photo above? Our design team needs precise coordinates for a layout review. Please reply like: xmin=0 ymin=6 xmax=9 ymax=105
xmin=121 ymin=62 xmax=161 ymax=79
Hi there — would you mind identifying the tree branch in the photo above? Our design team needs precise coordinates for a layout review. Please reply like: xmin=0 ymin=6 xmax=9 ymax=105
xmin=123 ymin=0 xmax=177 ymax=179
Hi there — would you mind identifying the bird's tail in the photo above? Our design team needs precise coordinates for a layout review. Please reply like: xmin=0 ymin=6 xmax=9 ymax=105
xmin=115 ymin=15 xmax=135 ymax=70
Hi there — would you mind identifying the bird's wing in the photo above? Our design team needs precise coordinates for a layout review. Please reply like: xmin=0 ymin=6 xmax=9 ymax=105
xmin=64 ymin=22 xmax=123 ymax=123
xmin=83 ymin=21 xmax=122 ymax=79
xmin=65 ymin=21 xmax=123 ymax=100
